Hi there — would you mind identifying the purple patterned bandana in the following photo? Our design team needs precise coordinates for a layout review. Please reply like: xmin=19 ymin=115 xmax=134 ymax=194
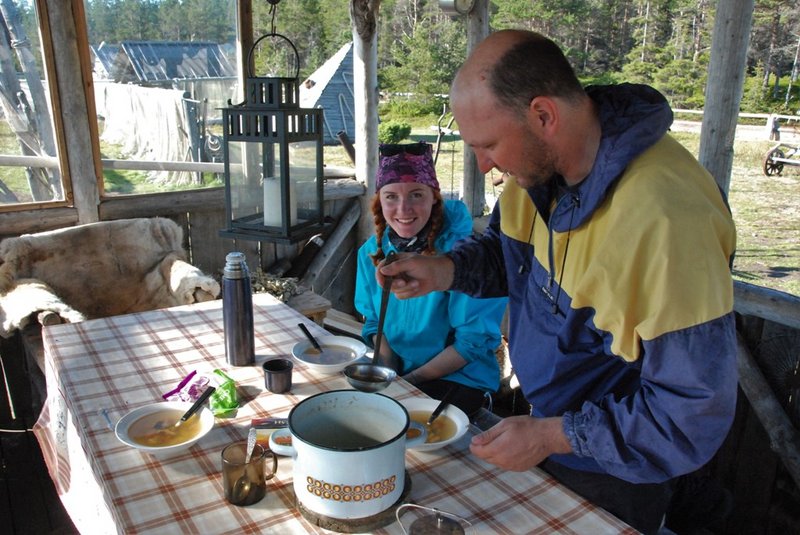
xmin=376 ymin=142 xmax=439 ymax=191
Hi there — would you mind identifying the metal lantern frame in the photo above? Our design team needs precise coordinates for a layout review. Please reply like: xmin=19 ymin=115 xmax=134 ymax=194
xmin=220 ymin=33 xmax=326 ymax=244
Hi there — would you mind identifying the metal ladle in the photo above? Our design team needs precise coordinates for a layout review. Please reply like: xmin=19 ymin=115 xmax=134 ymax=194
xmin=344 ymin=251 xmax=400 ymax=393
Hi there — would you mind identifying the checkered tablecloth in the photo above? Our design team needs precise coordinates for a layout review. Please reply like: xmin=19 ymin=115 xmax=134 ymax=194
xmin=32 ymin=292 xmax=636 ymax=534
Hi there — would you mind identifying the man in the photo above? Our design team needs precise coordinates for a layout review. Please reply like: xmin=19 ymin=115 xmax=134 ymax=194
xmin=380 ymin=30 xmax=738 ymax=534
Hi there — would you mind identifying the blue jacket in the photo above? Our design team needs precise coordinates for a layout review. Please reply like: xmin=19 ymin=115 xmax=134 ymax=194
xmin=355 ymin=200 xmax=507 ymax=393
xmin=447 ymin=84 xmax=738 ymax=483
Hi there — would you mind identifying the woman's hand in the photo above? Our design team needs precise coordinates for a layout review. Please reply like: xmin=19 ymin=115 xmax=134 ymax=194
xmin=378 ymin=253 xmax=455 ymax=300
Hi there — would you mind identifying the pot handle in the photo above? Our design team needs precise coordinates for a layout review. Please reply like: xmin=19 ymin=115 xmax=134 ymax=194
xmin=405 ymin=422 xmax=428 ymax=448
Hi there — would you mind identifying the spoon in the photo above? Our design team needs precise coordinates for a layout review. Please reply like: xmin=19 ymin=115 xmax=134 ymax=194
xmin=232 ymin=428 xmax=258 ymax=503
xmin=427 ymin=384 xmax=458 ymax=426
xmin=298 ymin=322 xmax=324 ymax=356
xmin=154 ymin=386 xmax=215 ymax=430
xmin=175 ymin=386 xmax=215 ymax=427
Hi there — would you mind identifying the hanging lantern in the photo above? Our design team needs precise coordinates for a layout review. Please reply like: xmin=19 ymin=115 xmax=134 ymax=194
xmin=220 ymin=31 xmax=326 ymax=244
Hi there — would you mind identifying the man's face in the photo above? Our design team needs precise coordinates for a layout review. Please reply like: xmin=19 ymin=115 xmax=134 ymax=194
xmin=454 ymin=93 xmax=557 ymax=189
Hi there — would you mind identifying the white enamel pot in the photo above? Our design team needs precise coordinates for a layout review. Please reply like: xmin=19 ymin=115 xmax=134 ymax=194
xmin=288 ymin=389 xmax=425 ymax=519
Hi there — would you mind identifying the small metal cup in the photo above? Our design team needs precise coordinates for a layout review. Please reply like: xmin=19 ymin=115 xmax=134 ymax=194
xmin=263 ymin=358 xmax=293 ymax=394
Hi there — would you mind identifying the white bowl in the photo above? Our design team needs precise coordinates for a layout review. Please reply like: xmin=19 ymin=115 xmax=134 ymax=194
xmin=291 ymin=335 xmax=367 ymax=374
xmin=114 ymin=401 xmax=215 ymax=456
xmin=399 ymin=397 xmax=469 ymax=452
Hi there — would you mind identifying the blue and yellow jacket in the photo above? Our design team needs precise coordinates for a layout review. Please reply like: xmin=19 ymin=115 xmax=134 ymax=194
xmin=355 ymin=200 xmax=507 ymax=393
xmin=447 ymin=84 xmax=738 ymax=483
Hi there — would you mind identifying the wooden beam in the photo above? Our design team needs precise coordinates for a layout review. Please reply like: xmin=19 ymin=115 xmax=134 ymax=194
xmin=301 ymin=199 xmax=361 ymax=291
xmin=0 ymin=207 xmax=77 ymax=237
xmin=734 ymin=280 xmax=800 ymax=330
xmin=736 ymin=334 xmax=800 ymax=490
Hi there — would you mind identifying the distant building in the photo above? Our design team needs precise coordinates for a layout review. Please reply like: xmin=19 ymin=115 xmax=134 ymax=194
xmin=300 ymin=42 xmax=355 ymax=146
xmin=90 ymin=41 xmax=235 ymax=85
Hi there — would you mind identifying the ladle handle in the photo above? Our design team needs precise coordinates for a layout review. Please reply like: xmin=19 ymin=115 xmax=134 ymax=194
xmin=373 ymin=251 xmax=398 ymax=367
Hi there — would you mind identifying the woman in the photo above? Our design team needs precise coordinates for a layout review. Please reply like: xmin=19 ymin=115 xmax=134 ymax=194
xmin=355 ymin=142 xmax=507 ymax=417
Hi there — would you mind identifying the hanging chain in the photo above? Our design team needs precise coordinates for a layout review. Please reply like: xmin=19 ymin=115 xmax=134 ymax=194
xmin=268 ymin=0 xmax=279 ymax=34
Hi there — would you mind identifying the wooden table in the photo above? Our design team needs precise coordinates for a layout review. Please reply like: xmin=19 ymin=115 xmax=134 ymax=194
xmin=32 ymin=293 xmax=635 ymax=534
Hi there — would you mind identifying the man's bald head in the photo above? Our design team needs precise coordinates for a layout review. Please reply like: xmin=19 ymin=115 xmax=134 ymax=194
xmin=452 ymin=30 xmax=584 ymax=115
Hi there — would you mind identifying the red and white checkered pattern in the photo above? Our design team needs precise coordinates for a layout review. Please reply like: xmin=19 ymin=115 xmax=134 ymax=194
xmin=33 ymin=293 xmax=635 ymax=534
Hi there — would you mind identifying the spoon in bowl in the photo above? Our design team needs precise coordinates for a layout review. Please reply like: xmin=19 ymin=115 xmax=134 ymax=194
xmin=298 ymin=322 xmax=324 ymax=356
xmin=154 ymin=386 xmax=215 ymax=430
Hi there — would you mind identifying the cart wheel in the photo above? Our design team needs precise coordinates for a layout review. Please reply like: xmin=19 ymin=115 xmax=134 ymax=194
xmin=763 ymin=149 xmax=784 ymax=176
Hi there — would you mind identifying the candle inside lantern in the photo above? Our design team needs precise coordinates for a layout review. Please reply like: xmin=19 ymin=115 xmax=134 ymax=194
xmin=263 ymin=177 xmax=297 ymax=227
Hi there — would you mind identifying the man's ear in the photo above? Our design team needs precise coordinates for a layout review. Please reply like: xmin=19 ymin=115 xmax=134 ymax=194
xmin=528 ymin=96 xmax=559 ymax=135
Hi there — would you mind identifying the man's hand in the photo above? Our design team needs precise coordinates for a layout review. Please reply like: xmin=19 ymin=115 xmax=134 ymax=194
xmin=377 ymin=253 xmax=455 ymax=300
xmin=470 ymin=416 xmax=572 ymax=471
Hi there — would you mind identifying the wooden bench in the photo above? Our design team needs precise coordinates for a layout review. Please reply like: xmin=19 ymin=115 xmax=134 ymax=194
xmin=323 ymin=308 xmax=365 ymax=339
xmin=286 ymin=291 xmax=332 ymax=326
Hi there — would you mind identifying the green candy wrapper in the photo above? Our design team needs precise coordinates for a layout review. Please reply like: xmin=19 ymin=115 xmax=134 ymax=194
xmin=209 ymin=369 xmax=239 ymax=417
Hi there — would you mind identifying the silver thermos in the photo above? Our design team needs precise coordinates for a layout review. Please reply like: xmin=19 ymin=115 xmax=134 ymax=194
xmin=222 ymin=252 xmax=254 ymax=366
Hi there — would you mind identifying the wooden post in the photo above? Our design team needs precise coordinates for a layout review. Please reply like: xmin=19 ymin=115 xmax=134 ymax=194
xmin=698 ymin=0 xmax=754 ymax=194
xmin=350 ymin=0 xmax=380 ymax=246
xmin=41 ymin=0 xmax=101 ymax=223
xmin=460 ymin=0 xmax=490 ymax=217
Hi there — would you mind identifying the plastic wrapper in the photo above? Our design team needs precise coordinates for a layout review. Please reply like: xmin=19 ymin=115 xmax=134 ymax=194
xmin=162 ymin=370 xmax=209 ymax=402
xmin=209 ymin=369 xmax=239 ymax=417
xmin=162 ymin=369 xmax=239 ymax=417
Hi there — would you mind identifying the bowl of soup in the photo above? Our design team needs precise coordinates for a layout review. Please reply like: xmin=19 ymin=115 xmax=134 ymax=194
xmin=114 ymin=401 xmax=215 ymax=456
xmin=400 ymin=397 xmax=469 ymax=452
xmin=291 ymin=335 xmax=367 ymax=374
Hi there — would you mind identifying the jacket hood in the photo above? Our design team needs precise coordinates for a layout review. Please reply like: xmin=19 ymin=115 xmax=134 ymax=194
xmin=439 ymin=199 xmax=473 ymax=242
xmin=542 ymin=84 xmax=673 ymax=232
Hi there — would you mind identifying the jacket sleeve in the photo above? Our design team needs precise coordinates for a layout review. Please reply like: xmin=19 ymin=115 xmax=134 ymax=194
xmin=447 ymin=290 xmax=507 ymax=366
xmin=562 ymin=313 xmax=738 ymax=484
xmin=447 ymin=203 xmax=509 ymax=298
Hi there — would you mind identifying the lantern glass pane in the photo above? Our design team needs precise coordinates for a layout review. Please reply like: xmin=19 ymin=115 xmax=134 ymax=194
xmin=289 ymin=140 xmax=321 ymax=224
xmin=226 ymin=140 xmax=278 ymax=226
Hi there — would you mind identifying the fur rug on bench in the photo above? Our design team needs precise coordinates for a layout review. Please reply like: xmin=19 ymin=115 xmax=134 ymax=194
xmin=0 ymin=217 xmax=220 ymax=338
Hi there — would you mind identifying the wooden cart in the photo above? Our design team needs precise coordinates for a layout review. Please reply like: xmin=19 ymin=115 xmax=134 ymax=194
xmin=763 ymin=142 xmax=800 ymax=176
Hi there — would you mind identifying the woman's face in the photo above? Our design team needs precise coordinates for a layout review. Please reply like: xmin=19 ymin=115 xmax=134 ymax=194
xmin=379 ymin=182 xmax=436 ymax=238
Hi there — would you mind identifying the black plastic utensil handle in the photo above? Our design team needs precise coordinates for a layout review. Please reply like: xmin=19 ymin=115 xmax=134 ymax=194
xmin=427 ymin=384 xmax=458 ymax=425
xmin=298 ymin=322 xmax=323 ymax=352
xmin=180 ymin=386 xmax=216 ymax=422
